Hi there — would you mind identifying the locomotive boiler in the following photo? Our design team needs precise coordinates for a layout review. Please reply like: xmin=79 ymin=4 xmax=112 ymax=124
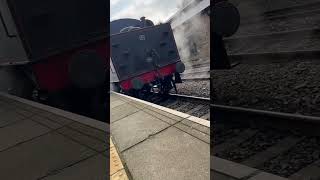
xmin=0 ymin=0 xmax=107 ymax=121
xmin=110 ymin=17 xmax=185 ymax=98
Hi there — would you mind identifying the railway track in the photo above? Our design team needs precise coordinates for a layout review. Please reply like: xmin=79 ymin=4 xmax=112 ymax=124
xmin=211 ymin=1 xmax=320 ymax=179
xmin=147 ymin=93 xmax=210 ymax=120
xmin=212 ymin=104 xmax=320 ymax=179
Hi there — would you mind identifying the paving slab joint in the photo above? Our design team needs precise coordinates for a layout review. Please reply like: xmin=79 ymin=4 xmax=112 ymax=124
xmin=119 ymin=118 xmax=183 ymax=153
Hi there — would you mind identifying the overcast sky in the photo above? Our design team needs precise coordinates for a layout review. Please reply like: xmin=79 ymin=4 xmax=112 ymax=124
xmin=110 ymin=0 xmax=187 ymax=24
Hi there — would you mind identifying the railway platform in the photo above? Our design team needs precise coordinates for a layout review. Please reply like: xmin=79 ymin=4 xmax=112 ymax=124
xmin=0 ymin=92 xmax=108 ymax=180
xmin=110 ymin=92 xmax=210 ymax=180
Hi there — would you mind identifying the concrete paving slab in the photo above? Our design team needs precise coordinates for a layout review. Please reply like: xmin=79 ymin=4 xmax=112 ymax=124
xmin=0 ymin=120 xmax=50 ymax=151
xmin=0 ymin=99 xmax=16 ymax=107
xmin=117 ymin=96 xmax=132 ymax=103
xmin=14 ymin=108 xmax=34 ymax=117
xmin=41 ymin=154 xmax=107 ymax=180
xmin=110 ymin=103 xmax=140 ymax=123
xmin=0 ymin=92 xmax=108 ymax=179
xmin=0 ymin=95 xmax=8 ymax=102
xmin=112 ymin=92 xmax=190 ymax=118
xmin=0 ymin=96 xmax=16 ymax=104
xmin=7 ymin=100 xmax=45 ymax=114
xmin=111 ymin=110 xmax=170 ymax=152
xmin=0 ymin=101 xmax=10 ymax=111
xmin=15 ymin=102 xmax=43 ymax=113
xmin=128 ymin=101 xmax=148 ymax=110
xmin=6 ymin=100 xmax=36 ymax=116
xmin=174 ymin=122 xmax=210 ymax=144
xmin=145 ymin=105 xmax=185 ymax=122
xmin=110 ymin=95 xmax=120 ymax=102
xmin=31 ymin=115 xmax=65 ymax=130
xmin=3 ymin=104 xmax=17 ymax=111
xmin=142 ymin=108 xmax=181 ymax=125
xmin=67 ymin=122 xmax=107 ymax=143
xmin=0 ymin=103 xmax=10 ymax=113
xmin=0 ymin=91 xmax=107 ymax=133
xmin=180 ymin=119 xmax=210 ymax=135
xmin=0 ymin=110 xmax=27 ymax=128
xmin=38 ymin=112 xmax=73 ymax=126
xmin=57 ymin=127 xmax=107 ymax=152
xmin=122 ymin=126 xmax=210 ymax=180
xmin=111 ymin=99 xmax=127 ymax=109
xmin=0 ymin=132 xmax=96 ymax=180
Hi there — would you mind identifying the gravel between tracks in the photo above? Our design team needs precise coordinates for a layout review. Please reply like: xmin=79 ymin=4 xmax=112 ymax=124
xmin=212 ymin=60 xmax=320 ymax=117
xmin=261 ymin=136 xmax=320 ymax=177
xmin=172 ymin=80 xmax=210 ymax=98
xmin=191 ymin=105 xmax=209 ymax=117
xmin=218 ymin=129 xmax=286 ymax=163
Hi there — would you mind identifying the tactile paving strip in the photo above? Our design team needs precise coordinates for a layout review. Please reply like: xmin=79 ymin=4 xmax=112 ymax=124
xmin=110 ymin=137 xmax=129 ymax=180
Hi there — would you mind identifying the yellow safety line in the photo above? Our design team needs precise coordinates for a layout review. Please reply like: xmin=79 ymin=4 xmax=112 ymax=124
xmin=110 ymin=137 xmax=129 ymax=180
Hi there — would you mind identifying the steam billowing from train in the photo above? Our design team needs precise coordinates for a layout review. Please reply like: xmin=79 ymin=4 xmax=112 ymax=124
xmin=170 ymin=0 xmax=210 ymax=68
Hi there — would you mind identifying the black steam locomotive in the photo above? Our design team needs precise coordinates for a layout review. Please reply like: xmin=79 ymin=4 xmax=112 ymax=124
xmin=110 ymin=17 xmax=185 ymax=98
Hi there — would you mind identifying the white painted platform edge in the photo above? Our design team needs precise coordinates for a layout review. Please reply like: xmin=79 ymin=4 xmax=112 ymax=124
xmin=112 ymin=91 xmax=210 ymax=127
xmin=0 ymin=92 xmax=109 ymax=132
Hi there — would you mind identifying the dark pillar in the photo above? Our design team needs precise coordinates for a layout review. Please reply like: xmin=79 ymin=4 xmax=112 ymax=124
xmin=212 ymin=32 xmax=231 ymax=69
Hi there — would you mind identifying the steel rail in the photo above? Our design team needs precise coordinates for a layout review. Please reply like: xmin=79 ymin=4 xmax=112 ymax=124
xmin=168 ymin=93 xmax=320 ymax=124
xmin=212 ymin=103 xmax=320 ymax=124
xmin=168 ymin=93 xmax=210 ymax=102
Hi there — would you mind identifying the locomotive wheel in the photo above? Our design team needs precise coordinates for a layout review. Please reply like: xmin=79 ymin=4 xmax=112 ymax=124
xmin=111 ymin=82 xmax=121 ymax=92
xmin=159 ymin=76 xmax=174 ymax=95
xmin=132 ymin=85 xmax=152 ymax=100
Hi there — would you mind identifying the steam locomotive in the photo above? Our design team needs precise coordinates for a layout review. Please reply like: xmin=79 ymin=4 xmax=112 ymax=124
xmin=0 ymin=0 xmax=107 ymax=121
xmin=110 ymin=17 xmax=185 ymax=98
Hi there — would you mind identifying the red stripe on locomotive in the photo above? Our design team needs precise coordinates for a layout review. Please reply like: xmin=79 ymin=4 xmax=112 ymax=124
xmin=32 ymin=39 xmax=108 ymax=92
xmin=120 ymin=63 xmax=177 ymax=90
